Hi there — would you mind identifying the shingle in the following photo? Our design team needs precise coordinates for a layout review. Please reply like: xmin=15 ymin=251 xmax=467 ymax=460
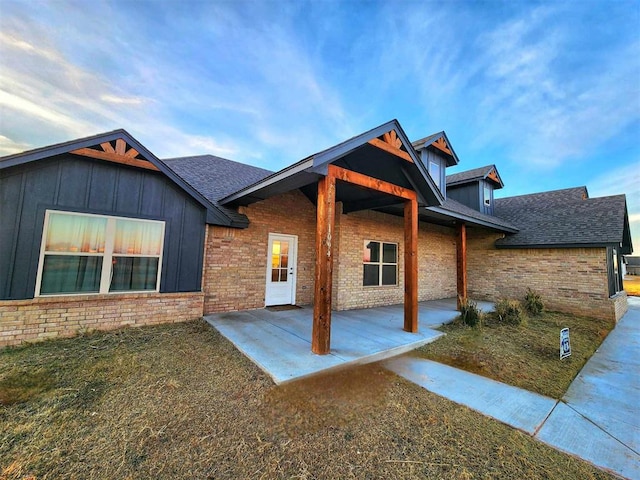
xmin=446 ymin=165 xmax=497 ymax=186
xmin=163 ymin=155 xmax=273 ymax=224
xmin=432 ymin=198 xmax=518 ymax=231
xmin=494 ymin=187 xmax=627 ymax=247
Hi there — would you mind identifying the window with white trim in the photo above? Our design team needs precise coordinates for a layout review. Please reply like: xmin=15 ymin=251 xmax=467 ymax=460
xmin=484 ymin=185 xmax=491 ymax=206
xmin=363 ymin=240 xmax=398 ymax=286
xmin=36 ymin=210 xmax=165 ymax=295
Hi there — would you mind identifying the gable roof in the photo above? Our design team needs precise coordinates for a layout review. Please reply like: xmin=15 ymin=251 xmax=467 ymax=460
xmin=220 ymin=119 xmax=444 ymax=208
xmin=163 ymin=154 xmax=273 ymax=227
xmin=447 ymin=164 xmax=504 ymax=189
xmin=412 ymin=131 xmax=459 ymax=167
xmin=494 ymin=187 xmax=633 ymax=253
xmin=0 ymin=130 xmax=234 ymax=226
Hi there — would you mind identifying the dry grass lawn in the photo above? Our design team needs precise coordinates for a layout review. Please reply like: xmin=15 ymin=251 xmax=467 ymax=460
xmin=0 ymin=320 xmax=613 ymax=479
xmin=624 ymin=275 xmax=640 ymax=296
xmin=414 ymin=310 xmax=614 ymax=399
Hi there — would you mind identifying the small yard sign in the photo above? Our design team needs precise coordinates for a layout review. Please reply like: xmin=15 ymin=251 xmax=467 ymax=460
xmin=560 ymin=328 xmax=571 ymax=359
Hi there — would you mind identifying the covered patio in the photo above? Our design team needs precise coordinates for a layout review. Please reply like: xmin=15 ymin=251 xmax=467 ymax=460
xmin=205 ymin=297 xmax=494 ymax=384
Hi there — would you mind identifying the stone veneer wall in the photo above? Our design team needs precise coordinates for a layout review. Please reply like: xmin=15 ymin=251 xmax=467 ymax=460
xmin=202 ymin=190 xmax=317 ymax=313
xmin=203 ymin=191 xmax=458 ymax=313
xmin=467 ymin=229 xmax=626 ymax=321
xmin=0 ymin=292 xmax=204 ymax=347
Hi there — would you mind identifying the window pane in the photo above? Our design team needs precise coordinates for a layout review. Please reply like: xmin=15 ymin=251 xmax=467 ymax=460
xmin=280 ymin=242 xmax=289 ymax=255
xmin=281 ymin=255 xmax=288 ymax=268
xmin=114 ymin=219 xmax=163 ymax=255
xmin=271 ymin=269 xmax=279 ymax=282
xmin=363 ymin=264 xmax=379 ymax=286
xmin=383 ymin=243 xmax=397 ymax=263
xmin=430 ymin=161 xmax=440 ymax=186
xmin=484 ymin=186 xmax=491 ymax=206
xmin=382 ymin=265 xmax=397 ymax=285
xmin=40 ymin=255 xmax=102 ymax=294
xmin=363 ymin=241 xmax=380 ymax=263
xmin=46 ymin=213 xmax=106 ymax=253
xmin=272 ymin=241 xmax=281 ymax=255
xmin=272 ymin=255 xmax=280 ymax=269
xmin=280 ymin=269 xmax=287 ymax=282
xmin=110 ymin=257 xmax=159 ymax=291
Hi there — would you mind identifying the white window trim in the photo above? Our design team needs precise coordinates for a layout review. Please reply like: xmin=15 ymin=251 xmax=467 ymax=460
xmin=363 ymin=240 xmax=398 ymax=287
xmin=35 ymin=210 xmax=165 ymax=297
xmin=484 ymin=185 xmax=491 ymax=206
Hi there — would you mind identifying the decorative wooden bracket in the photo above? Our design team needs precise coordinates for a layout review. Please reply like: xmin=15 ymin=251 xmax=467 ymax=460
xmin=71 ymin=138 xmax=159 ymax=171
xmin=487 ymin=169 xmax=501 ymax=184
xmin=367 ymin=130 xmax=413 ymax=163
xmin=431 ymin=137 xmax=452 ymax=156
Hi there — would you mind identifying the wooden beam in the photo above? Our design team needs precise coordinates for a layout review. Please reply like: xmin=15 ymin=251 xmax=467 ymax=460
xmin=487 ymin=169 xmax=500 ymax=184
xmin=312 ymin=174 xmax=336 ymax=354
xmin=382 ymin=129 xmax=402 ymax=149
xmin=368 ymin=138 xmax=413 ymax=163
xmin=328 ymin=164 xmax=416 ymax=201
xmin=100 ymin=141 xmax=115 ymax=153
xmin=456 ymin=223 xmax=467 ymax=310
xmin=71 ymin=148 xmax=160 ymax=171
xmin=124 ymin=147 xmax=140 ymax=158
xmin=115 ymin=138 xmax=126 ymax=155
xmin=404 ymin=198 xmax=418 ymax=333
xmin=432 ymin=137 xmax=452 ymax=156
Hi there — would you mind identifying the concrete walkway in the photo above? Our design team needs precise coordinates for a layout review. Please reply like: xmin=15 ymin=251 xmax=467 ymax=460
xmin=206 ymin=298 xmax=491 ymax=384
xmin=385 ymin=297 xmax=640 ymax=479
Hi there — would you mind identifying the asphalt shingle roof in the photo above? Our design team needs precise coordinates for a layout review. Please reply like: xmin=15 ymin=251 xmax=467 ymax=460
xmin=430 ymin=198 xmax=518 ymax=231
xmin=163 ymin=155 xmax=273 ymax=225
xmin=494 ymin=187 xmax=628 ymax=247
xmin=446 ymin=165 xmax=501 ymax=187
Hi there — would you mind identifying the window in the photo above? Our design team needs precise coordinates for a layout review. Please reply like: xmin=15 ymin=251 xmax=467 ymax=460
xmin=36 ymin=210 xmax=164 ymax=296
xmin=429 ymin=160 xmax=441 ymax=189
xmin=484 ymin=185 xmax=491 ymax=206
xmin=363 ymin=240 xmax=398 ymax=286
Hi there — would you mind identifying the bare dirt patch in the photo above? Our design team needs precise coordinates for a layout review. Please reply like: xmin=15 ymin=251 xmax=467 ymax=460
xmin=414 ymin=310 xmax=614 ymax=399
xmin=1 ymin=320 xmax=613 ymax=479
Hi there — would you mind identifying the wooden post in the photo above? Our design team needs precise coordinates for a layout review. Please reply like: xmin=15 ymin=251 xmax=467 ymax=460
xmin=456 ymin=223 xmax=467 ymax=310
xmin=404 ymin=198 xmax=418 ymax=332
xmin=312 ymin=174 xmax=336 ymax=354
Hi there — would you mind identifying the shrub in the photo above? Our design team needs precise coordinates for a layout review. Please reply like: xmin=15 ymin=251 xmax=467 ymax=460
xmin=495 ymin=299 xmax=525 ymax=326
xmin=458 ymin=297 xmax=482 ymax=327
xmin=524 ymin=288 xmax=544 ymax=316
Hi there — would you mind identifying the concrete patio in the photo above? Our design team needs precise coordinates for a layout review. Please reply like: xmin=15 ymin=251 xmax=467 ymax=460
xmin=205 ymin=297 xmax=493 ymax=384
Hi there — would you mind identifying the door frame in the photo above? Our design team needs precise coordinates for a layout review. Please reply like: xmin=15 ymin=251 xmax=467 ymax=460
xmin=265 ymin=233 xmax=298 ymax=306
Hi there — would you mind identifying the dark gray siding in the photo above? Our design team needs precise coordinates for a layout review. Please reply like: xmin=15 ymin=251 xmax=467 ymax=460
xmin=447 ymin=182 xmax=480 ymax=211
xmin=0 ymin=155 xmax=206 ymax=300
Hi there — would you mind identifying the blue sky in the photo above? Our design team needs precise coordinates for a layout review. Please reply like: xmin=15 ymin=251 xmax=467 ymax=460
xmin=1 ymin=0 xmax=639 ymax=251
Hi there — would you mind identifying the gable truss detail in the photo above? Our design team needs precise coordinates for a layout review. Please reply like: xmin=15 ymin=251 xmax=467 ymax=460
xmin=487 ymin=169 xmax=501 ymax=184
xmin=367 ymin=129 xmax=413 ymax=163
xmin=71 ymin=138 xmax=159 ymax=171
xmin=431 ymin=137 xmax=452 ymax=156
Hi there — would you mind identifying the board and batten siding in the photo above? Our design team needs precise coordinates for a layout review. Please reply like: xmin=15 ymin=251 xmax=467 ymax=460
xmin=0 ymin=154 xmax=207 ymax=300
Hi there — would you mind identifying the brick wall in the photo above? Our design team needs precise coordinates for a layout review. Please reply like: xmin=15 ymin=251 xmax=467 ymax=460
xmin=202 ymin=191 xmax=457 ymax=313
xmin=333 ymin=209 xmax=457 ymax=310
xmin=202 ymin=190 xmax=317 ymax=313
xmin=0 ymin=292 xmax=204 ymax=347
xmin=467 ymin=229 xmax=625 ymax=321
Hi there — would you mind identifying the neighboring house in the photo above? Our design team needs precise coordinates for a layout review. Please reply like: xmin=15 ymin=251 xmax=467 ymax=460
xmin=0 ymin=120 xmax=633 ymax=350
xmin=626 ymin=257 xmax=640 ymax=275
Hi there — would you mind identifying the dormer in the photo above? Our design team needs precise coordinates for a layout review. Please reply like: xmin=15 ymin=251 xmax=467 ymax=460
xmin=412 ymin=132 xmax=459 ymax=198
xmin=446 ymin=165 xmax=504 ymax=216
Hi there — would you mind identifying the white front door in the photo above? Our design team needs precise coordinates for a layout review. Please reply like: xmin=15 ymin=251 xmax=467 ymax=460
xmin=265 ymin=233 xmax=297 ymax=306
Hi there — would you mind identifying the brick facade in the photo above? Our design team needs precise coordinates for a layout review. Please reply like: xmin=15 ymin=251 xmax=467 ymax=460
xmin=202 ymin=190 xmax=317 ymax=313
xmin=0 ymin=292 xmax=204 ymax=347
xmin=203 ymin=192 xmax=457 ymax=313
xmin=333 ymin=208 xmax=456 ymax=310
xmin=467 ymin=229 xmax=626 ymax=321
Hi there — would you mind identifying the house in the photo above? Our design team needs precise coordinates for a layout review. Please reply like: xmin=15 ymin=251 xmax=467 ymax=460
xmin=0 ymin=120 xmax=633 ymax=350
xmin=625 ymin=257 xmax=640 ymax=276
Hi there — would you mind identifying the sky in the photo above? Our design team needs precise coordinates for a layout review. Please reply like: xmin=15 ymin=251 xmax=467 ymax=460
xmin=1 ymin=0 xmax=639 ymax=252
